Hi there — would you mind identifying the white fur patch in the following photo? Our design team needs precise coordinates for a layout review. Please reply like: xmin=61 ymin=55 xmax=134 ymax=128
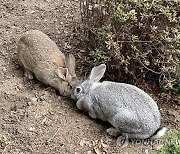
xmin=90 ymin=81 xmax=109 ymax=91
xmin=90 ymin=82 xmax=101 ymax=91
xmin=151 ymin=127 xmax=167 ymax=139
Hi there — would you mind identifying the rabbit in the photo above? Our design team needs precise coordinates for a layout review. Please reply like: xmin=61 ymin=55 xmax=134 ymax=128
xmin=73 ymin=64 xmax=166 ymax=139
xmin=17 ymin=30 xmax=77 ymax=98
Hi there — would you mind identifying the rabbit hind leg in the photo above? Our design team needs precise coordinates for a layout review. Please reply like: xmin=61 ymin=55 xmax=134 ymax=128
xmin=121 ymin=132 xmax=150 ymax=139
xmin=107 ymin=127 xmax=149 ymax=139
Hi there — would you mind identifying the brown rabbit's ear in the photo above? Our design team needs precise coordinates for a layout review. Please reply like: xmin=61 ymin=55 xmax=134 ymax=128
xmin=56 ymin=67 xmax=68 ymax=80
xmin=65 ymin=53 xmax=76 ymax=77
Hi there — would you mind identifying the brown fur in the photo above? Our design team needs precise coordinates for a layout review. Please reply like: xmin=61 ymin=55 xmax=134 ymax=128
xmin=17 ymin=30 xmax=77 ymax=97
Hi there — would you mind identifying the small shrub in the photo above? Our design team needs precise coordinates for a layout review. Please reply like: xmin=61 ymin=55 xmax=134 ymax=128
xmin=151 ymin=130 xmax=180 ymax=154
xmin=79 ymin=0 xmax=180 ymax=97
xmin=90 ymin=48 xmax=110 ymax=65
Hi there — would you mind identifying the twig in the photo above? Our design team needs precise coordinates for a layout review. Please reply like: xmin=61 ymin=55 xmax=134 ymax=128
xmin=2 ymin=143 xmax=11 ymax=154
xmin=47 ymin=128 xmax=60 ymax=143
xmin=117 ymin=40 xmax=152 ymax=43
xmin=138 ymin=59 xmax=162 ymax=75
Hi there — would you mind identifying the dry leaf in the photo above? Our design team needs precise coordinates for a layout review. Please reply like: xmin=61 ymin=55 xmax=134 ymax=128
xmin=100 ymin=138 xmax=104 ymax=143
xmin=101 ymin=143 xmax=109 ymax=148
xmin=92 ymin=140 xmax=96 ymax=147
xmin=145 ymin=149 xmax=149 ymax=154
xmin=94 ymin=147 xmax=102 ymax=154
xmin=87 ymin=150 xmax=93 ymax=154
xmin=80 ymin=140 xmax=85 ymax=147
xmin=152 ymin=143 xmax=163 ymax=150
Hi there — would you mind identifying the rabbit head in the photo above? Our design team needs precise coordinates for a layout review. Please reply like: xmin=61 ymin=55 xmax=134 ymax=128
xmin=74 ymin=64 xmax=106 ymax=100
xmin=55 ymin=53 xmax=78 ymax=98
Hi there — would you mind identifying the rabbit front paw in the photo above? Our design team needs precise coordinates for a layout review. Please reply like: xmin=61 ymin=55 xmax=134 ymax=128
xmin=106 ymin=127 xmax=120 ymax=137
xmin=76 ymin=100 xmax=83 ymax=110
xmin=24 ymin=69 xmax=34 ymax=79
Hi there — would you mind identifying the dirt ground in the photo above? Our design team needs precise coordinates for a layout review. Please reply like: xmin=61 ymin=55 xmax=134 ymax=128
xmin=0 ymin=0 xmax=179 ymax=154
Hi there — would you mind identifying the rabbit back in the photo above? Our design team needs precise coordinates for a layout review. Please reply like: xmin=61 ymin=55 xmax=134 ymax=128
xmin=17 ymin=30 xmax=65 ymax=73
xmin=89 ymin=81 xmax=160 ymax=136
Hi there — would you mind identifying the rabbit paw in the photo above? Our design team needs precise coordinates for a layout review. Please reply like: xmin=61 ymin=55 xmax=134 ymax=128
xmin=88 ymin=112 xmax=96 ymax=119
xmin=106 ymin=127 xmax=120 ymax=137
xmin=24 ymin=69 xmax=34 ymax=79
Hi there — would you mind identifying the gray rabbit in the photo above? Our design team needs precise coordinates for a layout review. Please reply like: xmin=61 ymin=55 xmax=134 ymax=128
xmin=73 ymin=64 xmax=166 ymax=139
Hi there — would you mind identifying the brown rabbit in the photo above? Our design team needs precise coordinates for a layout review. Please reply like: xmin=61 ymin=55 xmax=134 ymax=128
xmin=17 ymin=30 xmax=77 ymax=98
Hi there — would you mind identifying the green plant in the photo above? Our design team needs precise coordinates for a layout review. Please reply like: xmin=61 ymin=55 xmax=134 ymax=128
xmin=151 ymin=130 xmax=180 ymax=154
xmin=0 ymin=135 xmax=11 ymax=147
xmin=90 ymin=48 xmax=110 ymax=65
xmin=79 ymin=0 xmax=180 ymax=97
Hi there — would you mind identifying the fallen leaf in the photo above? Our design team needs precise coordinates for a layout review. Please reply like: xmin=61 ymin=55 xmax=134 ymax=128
xmin=87 ymin=150 xmax=92 ymax=154
xmin=145 ymin=149 xmax=149 ymax=154
xmin=100 ymin=138 xmax=104 ymax=143
xmin=80 ymin=140 xmax=85 ymax=147
xmin=94 ymin=147 xmax=102 ymax=154
xmin=152 ymin=143 xmax=163 ymax=150
xmin=28 ymin=127 xmax=36 ymax=132
xmin=101 ymin=143 xmax=109 ymax=148
xmin=92 ymin=140 xmax=96 ymax=147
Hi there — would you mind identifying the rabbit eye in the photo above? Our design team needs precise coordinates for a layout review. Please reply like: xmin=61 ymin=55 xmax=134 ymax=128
xmin=76 ymin=87 xmax=82 ymax=93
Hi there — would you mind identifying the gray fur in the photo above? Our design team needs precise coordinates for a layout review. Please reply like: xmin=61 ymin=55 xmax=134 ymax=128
xmin=74 ymin=64 xmax=166 ymax=139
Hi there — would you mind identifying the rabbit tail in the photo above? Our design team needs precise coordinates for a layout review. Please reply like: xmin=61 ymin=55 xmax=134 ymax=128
xmin=150 ymin=127 xmax=167 ymax=139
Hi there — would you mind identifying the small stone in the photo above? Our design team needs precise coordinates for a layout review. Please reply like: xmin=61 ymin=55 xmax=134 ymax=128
xmin=30 ymin=97 xmax=37 ymax=103
xmin=29 ymin=10 xmax=36 ymax=14
xmin=80 ymin=140 xmax=85 ymax=147
xmin=87 ymin=151 xmax=92 ymax=154
xmin=44 ymin=0 xmax=52 ymax=2
xmin=44 ymin=119 xmax=52 ymax=126
xmin=2 ymin=67 xmax=7 ymax=73
xmin=145 ymin=149 xmax=149 ymax=154
xmin=28 ymin=127 xmax=36 ymax=132
xmin=27 ymin=101 xmax=33 ymax=106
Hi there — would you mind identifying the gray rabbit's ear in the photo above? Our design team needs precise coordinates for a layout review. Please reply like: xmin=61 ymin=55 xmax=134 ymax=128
xmin=56 ymin=67 xmax=68 ymax=80
xmin=89 ymin=64 xmax=106 ymax=83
